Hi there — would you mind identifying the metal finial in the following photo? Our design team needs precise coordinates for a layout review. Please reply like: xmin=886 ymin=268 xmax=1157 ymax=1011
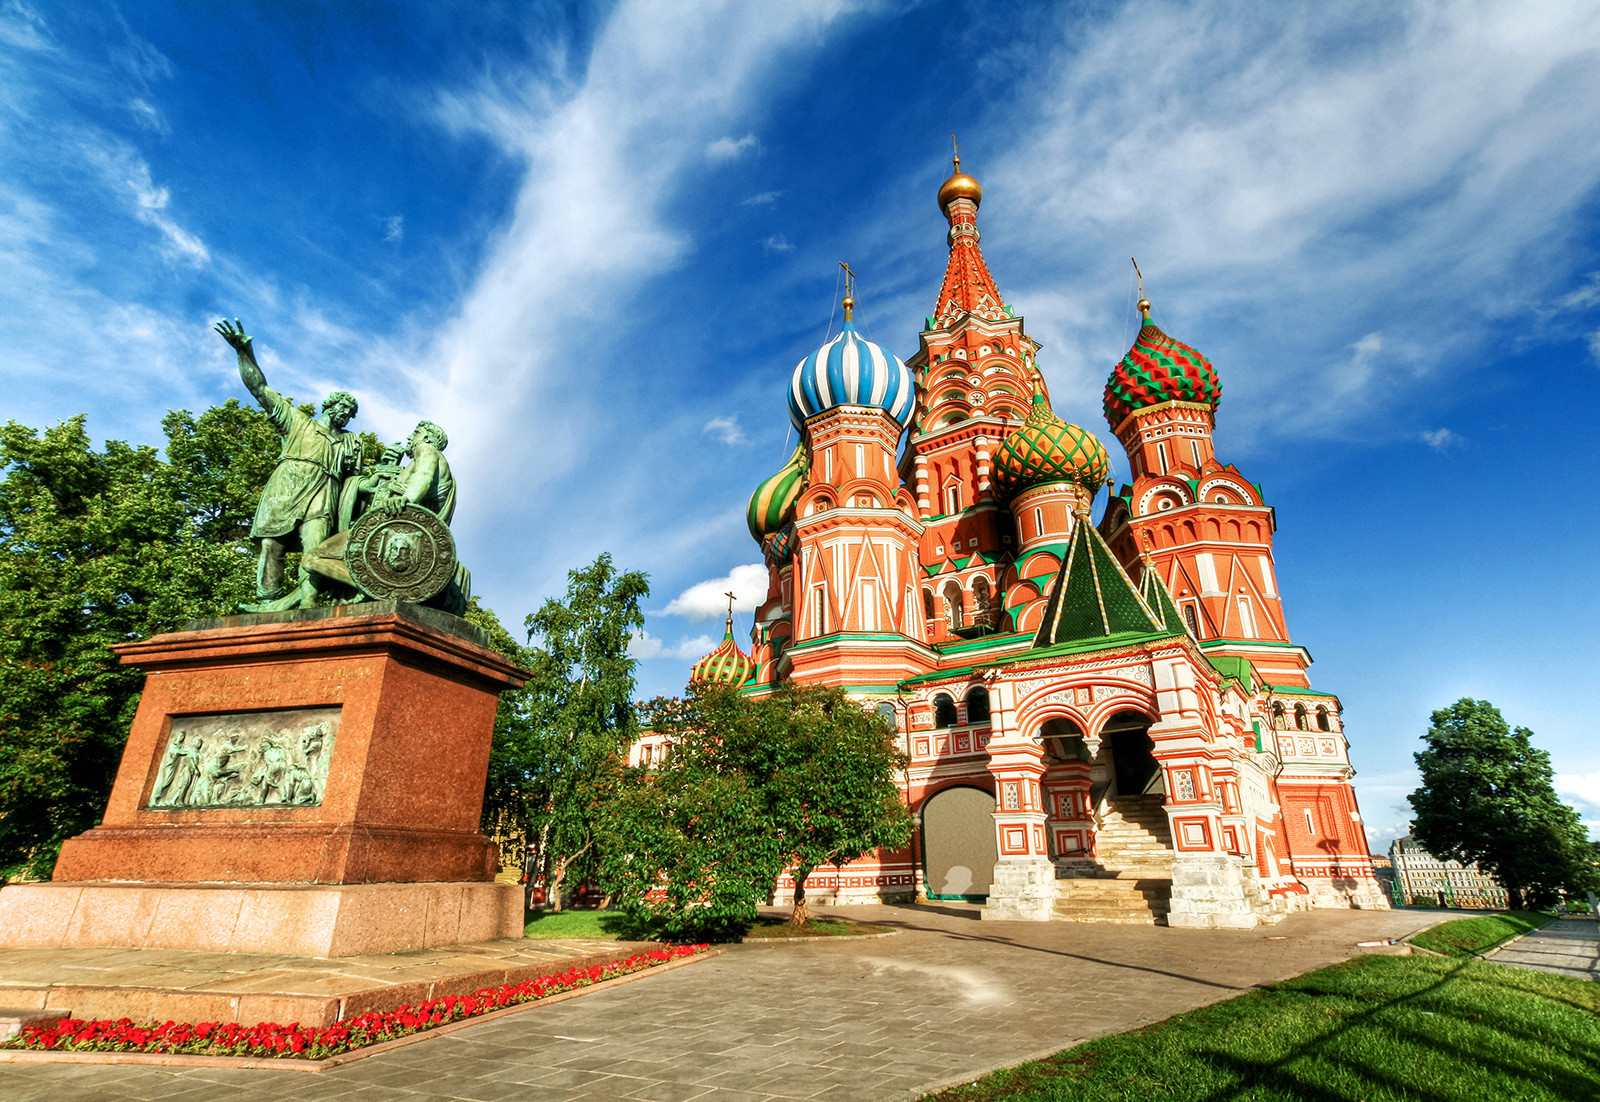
xmin=951 ymin=132 xmax=960 ymax=172
xmin=839 ymin=260 xmax=856 ymax=320
xmin=1132 ymin=258 xmax=1151 ymax=319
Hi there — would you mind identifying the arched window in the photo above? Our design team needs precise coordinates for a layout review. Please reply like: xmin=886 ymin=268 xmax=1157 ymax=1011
xmin=1294 ymin=703 xmax=1308 ymax=731
xmin=965 ymin=686 xmax=990 ymax=724
xmin=875 ymin=702 xmax=898 ymax=732
xmin=1271 ymin=702 xmax=1286 ymax=730
xmin=943 ymin=581 xmax=964 ymax=630
xmin=922 ymin=588 xmax=936 ymax=621
xmin=933 ymin=694 xmax=958 ymax=729
xmin=1316 ymin=705 xmax=1331 ymax=732
xmin=971 ymin=576 xmax=992 ymax=627
xmin=1181 ymin=604 xmax=1199 ymax=638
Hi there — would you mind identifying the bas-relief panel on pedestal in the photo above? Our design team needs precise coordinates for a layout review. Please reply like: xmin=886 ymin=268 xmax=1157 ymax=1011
xmin=146 ymin=706 xmax=340 ymax=809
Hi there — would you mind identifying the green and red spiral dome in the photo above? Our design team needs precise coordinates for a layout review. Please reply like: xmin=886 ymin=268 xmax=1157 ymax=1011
xmin=690 ymin=619 xmax=756 ymax=687
xmin=1103 ymin=304 xmax=1221 ymax=427
xmin=994 ymin=393 xmax=1111 ymax=495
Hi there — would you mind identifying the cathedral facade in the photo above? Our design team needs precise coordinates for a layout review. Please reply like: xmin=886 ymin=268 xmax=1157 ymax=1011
xmin=672 ymin=159 xmax=1387 ymax=928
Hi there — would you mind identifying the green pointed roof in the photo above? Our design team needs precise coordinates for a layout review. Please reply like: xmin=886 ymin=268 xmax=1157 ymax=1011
xmin=1139 ymin=562 xmax=1189 ymax=636
xmin=1033 ymin=511 xmax=1169 ymax=647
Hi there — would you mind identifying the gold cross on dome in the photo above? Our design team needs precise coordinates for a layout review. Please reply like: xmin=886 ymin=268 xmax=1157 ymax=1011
xmin=724 ymin=591 xmax=736 ymax=618
xmin=839 ymin=260 xmax=856 ymax=299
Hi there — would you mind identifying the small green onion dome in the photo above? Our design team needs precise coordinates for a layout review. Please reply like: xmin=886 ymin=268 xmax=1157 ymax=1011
xmin=747 ymin=443 xmax=808 ymax=543
xmin=1104 ymin=301 xmax=1221 ymax=426
xmin=690 ymin=616 xmax=756 ymax=686
xmin=994 ymin=392 xmax=1111 ymax=494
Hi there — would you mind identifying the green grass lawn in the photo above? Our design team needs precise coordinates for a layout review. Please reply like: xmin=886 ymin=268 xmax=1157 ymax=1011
xmin=1410 ymin=911 xmax=1554 ymax=957
xmin=523 ymin=910 xmax=637 ymax=939
xmin=923 ymin=954 xmax=1600 ymax=1102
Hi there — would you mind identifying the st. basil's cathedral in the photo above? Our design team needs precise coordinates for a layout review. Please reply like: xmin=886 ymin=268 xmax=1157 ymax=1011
xmin=654 ymin=157 xmax=1388 ymax=927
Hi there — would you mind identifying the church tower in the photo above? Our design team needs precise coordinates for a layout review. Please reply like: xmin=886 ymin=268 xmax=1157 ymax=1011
xmin=1099 ymin=300 xmax=1311 ymax=691
xmin=900 ymin=156 xmax=1048 ymax=644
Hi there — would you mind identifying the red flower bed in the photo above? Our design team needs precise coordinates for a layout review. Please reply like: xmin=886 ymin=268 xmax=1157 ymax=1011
xmin=4 ymin=944 xmax=708 ymax=1060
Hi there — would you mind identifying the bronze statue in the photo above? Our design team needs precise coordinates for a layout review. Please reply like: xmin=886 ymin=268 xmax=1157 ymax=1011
xmin=216 ymin=320 xmax=469 ymax=613
xmin=216 ymin=318 xmax=362 ymax=610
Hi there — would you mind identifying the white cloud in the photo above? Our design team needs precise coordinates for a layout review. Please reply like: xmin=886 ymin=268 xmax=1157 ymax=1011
xmin=743 ymin=190 xmax=781 ymax=205
xmin=663 ymin=563 xmax=769 ymax=619
xmin=1421 ymin=427 xmax=1462 ymax=452
xmin=702 ymin=415 xmax=747 ymax=445
xmin=384 ymin=215 xmax=404 ymax=243
xmin=0 ymin=1 xmax=50 ymax=50
xmin=629 ymin=630 xmax=718 ymax=661
xmin=406 ymin=0 xmax=850 ymax=550
xmin=81 ymin=141 xmax=208 ymax=266
xmin=1557 ymin=770 xmax=1600 ymax=811
xmin=762 ymin=233 xmax=794 ymax=252
xmin=706 ymin=133 xmax=759 ymax=161
xmin=981 ymin=1 xmax=1600 ymax=442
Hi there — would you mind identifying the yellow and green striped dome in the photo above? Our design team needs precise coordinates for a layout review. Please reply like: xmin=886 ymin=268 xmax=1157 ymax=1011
xmin=994 ymin=394 xmax=1111 ymax=494
xmin=690 ymin=617 xmax=756 ymax=686
xmin=747 ymin=444 xmax=808 ymax=542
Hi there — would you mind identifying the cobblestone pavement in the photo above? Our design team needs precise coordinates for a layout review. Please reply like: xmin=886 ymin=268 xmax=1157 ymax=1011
xmin=0 ymin=903 xmax=1438 ymax=1102
xmin=1488 ymin=916 xmax=1600 ymax=982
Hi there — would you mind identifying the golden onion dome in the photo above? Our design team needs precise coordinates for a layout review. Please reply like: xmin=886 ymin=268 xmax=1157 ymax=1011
xmin=938 ymin=155 xmax=982 ymax=214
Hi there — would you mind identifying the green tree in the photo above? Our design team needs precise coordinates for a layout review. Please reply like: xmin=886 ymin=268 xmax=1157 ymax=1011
xmin=0 ymin=405 xmax=278 ymax=876
xmin=612 ymin=682 xmax=912 ymax=936
xmin=1410 ymin=698 xmax=1599 ymax=908
xmin=519 ymin=553 xmax=649 ymax=911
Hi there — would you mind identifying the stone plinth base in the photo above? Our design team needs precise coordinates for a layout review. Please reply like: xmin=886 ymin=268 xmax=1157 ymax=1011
xmin=1165 ymin=854 xmax=1261 ymax=929
xmin=0 ymin=881 xmax=522 ymax=958
xmin=51 ymin=602 xmax=525 ymax=887
xmin=981 ymin=859 xmax=1056 ymax=921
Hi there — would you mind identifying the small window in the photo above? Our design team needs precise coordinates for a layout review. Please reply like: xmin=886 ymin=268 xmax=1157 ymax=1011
xmin=922 ymin=589 xmax=936 ymax=621
xmin=1190 ymin=440 xmax=1202 ymax=467
xmin=945 ymin=484 xmax=961 ymax=515
xmin=1294 ymin=703 xmax=1308 ymax=731
xmin=1316 ymin=706 xmax=1331 ymax=732
xmin=965 ymin=686 xmax=990 ymax=723
xmin=875 ymin=702 xmax=898 ymax=732
xmin=1303 ymin=808 xmax=1315 ymax=835
xmin=1156 ymin=442 xmax=1169 ymax=473
xmin=1181 ymin=604 xmax=1199 ymax=637
xmin=933 ymin=694 xmax=958 ymax=728
xmin=1272 ymin=702 xmax=1287 ymax=730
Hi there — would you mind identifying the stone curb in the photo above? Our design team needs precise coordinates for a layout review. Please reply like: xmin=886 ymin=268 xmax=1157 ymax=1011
xmin=0 ymin=948 xmax=724 ymax=1073
xmin=738 ymin=927 xmax=902 ymax=947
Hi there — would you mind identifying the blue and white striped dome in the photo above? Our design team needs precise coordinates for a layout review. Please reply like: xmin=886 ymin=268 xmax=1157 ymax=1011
xmin=788 ymin=319 xmax=915 ymax=433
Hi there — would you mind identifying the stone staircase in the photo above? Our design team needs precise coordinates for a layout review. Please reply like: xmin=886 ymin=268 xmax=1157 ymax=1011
xmin=1053 ymin=795 xmax=1175 ymax=925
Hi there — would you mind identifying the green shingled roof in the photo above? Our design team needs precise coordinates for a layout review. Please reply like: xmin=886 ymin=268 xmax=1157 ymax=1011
xmin=1139 ymin=563 xmax=1188 ymax=636
xmin=1033 ymin=515 xmax=1169 ymax=646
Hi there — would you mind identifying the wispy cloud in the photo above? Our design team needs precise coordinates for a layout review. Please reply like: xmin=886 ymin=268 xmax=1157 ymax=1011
xmin=702 ymin=415 xmax=747 ymax=445
xmin=1421 ymin=427 xmax=1462 ymax=452
xmin=979 ymin=1 xmax=1600 ymax=443
xmin=707 ymin=133 xmax=759 ymax=161
xmin=629 ymin=630 xmax=718 ymax=661
xmin=384 ymin=215 xmax=404 ymax=243
xmin=762 ymin=233 xmax=794 ymax=252
xmin=663 ymin=563 xmax=768 ymax=619
xmin=743 ymin=189 xmax=781 ymax=205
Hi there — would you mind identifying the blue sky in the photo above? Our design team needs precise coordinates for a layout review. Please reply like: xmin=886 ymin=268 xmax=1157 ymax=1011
xmin=4 ymin=0 xmax=1598 ymax=851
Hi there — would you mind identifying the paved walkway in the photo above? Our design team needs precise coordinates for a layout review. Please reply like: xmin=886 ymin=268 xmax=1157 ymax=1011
xmin=0 ymin=904 xmax=1437 ymax=1102
xmin=1489 ymin=916 xmax=1600 ymax=982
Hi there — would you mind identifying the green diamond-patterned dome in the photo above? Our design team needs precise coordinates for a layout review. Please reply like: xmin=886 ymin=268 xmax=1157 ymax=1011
xmin=1104 ymin=311 xmax=1221 ymax=426
xmin=994 ymin=394 xmax=1111 ymax=494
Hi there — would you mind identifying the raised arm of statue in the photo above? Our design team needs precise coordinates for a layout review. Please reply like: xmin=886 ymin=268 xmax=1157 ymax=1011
xmin=215 ymin=318 xmax=275 ymax=409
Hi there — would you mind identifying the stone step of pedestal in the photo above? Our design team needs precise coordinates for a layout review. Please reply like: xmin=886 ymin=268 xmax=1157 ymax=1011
xmin=0 ymin=1007 xmax=69 ymax=1042
xmin=1054 ymin=873 xmax=1172 ymax=925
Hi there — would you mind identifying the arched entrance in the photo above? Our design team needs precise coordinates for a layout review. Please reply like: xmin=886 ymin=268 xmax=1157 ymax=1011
xmin=920 ymin=786 xmax=997 ymax=901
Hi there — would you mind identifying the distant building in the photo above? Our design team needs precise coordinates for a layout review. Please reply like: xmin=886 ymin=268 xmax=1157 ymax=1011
xmin=1389 ymin=836 xmax=1506 ymax=908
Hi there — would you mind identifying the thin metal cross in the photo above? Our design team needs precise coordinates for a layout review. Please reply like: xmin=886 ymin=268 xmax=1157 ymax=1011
xmin=724 ymin=591 xmax=736 ymax=618
xmin=839 ymin=260 xmax=856 ymax=300
xmin=1131 ymin=257 xmax=1145 ymax=299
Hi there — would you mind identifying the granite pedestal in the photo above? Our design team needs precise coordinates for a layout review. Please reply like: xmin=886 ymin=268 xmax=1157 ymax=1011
xmin=0 ymin=603 xmax=528 ymax=957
